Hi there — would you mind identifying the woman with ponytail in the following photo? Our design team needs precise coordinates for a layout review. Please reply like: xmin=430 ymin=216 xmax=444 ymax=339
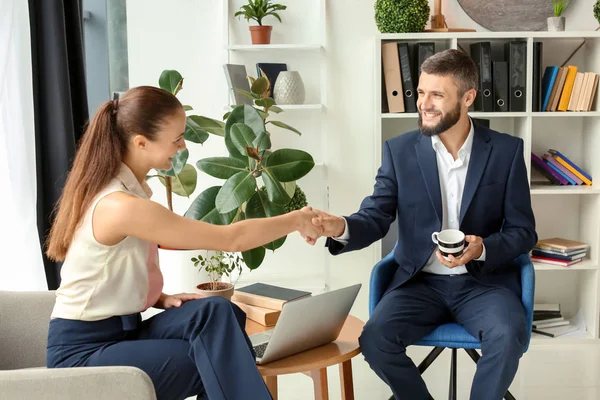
xmin=45 ymin=86 xmax=321 ymax=400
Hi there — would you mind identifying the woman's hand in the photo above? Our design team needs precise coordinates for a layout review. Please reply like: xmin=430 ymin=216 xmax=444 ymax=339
xmin=295 ymin=206 xmax=324 ymax=245
xmin=154 ymin=293 xmax=204 ymax=309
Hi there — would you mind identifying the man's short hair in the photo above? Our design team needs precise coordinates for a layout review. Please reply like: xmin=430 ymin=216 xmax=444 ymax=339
xmin=420 ymin=49 xmax=478 ymax=96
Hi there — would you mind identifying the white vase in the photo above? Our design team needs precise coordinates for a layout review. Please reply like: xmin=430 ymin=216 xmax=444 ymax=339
xmin=547 ymin=16 xmax=565 ymax=31
xmin=158 ymin=248 xmax=212 ymax=294
xmin=274 ymin=71 xmax=306 ymax=105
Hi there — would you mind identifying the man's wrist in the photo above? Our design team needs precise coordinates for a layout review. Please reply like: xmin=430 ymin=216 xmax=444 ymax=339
xmin=333 ymin=217 xmax=346 ymax=237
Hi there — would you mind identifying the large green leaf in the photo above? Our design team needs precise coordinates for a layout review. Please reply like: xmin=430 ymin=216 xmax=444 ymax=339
xmin=231 ymin=123 xmax=257 ymax=157
xmin=251 ymin=76 xmax=269 ymax=95
xmin=215 ymin=171 xmax=256 ymax=213
xmin=158 ymin=164 xmax=197 ymax=197
xmin=253 ymin=131 xmax=271 ymax=152
xmin=283 ymin=181 xmax=297 ymax=198
xmin=261 ymin=168 xmax=291 ymax=206
xmin=157 ymin=149 xmax=189 ymax=177
xmin=246 ymin=190 xmax=285 ymax=218
xmin=225 ymin=105 xmax=262 ymax=160
xmin=196 ymin=157 xmax=248 ymax=180
xmin=159 ymin=70 xmax=183 ymax=94
xmin=246 ymin=190 xmax=286 ymax=251
xmin=189 ymin=115 xmax=224 ymax=137
xmin=184 ymin=186 xmax=238 ymax=224
xmin=268 ymin=120 xmax=302 ymax=135
xmin=263 ymin=149 xmax=315 ymax=182
xmin=185 ymin=117 xmax=210 ymax=144
xmin=183 ymin=105 xmax=193 ymax=111
xmin=242 ymin=246 xmax=266 ymax=270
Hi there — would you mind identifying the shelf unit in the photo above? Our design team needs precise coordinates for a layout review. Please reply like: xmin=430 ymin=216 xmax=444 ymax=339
xmin=374 ymin=31 xmax=600 ymax=345
xmin=222 ymin=0 xmax=330 ymax=294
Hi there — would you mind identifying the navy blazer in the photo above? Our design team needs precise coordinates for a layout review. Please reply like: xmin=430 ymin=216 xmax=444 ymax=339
xmin=327 ymin=125 xmax=537 ymax=298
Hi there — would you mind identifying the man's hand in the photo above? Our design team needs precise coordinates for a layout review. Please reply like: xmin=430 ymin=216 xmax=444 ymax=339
xmin=301 ymin=209 xmax=346 ymax=245
xmin=435 ymin=235 xmax=483 ymax=268
xmin=154 ymin=293 xmax=204 ymax=309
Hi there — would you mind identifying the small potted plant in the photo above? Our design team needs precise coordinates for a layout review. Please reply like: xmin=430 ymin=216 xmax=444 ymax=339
xmin=594 ymin=0 xmax=600 ymax=27
xmin=234 ymin=0 xmax=287 ymax=45
xmin=192 ymin=251 xmax=245 ymax=300
xmin=548 ymin=0 xmax=570 ymax=31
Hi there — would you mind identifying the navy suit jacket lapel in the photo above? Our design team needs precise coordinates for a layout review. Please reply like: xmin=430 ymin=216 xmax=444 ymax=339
xmin=415 ymin=135 xmax=442 ymax=224
xmin=460 ymin=127 xmax=492 ymax=223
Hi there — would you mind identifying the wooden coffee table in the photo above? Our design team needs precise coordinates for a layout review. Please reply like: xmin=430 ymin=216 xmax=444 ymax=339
xmin=246 ymin=315 xmax=365 ymax=400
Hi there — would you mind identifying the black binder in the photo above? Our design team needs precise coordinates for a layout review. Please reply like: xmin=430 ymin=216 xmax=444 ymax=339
xmin=532 ymin=42 xmax=543 ymax=112
xmin=505 ymin=41 xmax=527 ymax=111
xmin=414 ymin=42 xmax=435 ymax=81
xmin=397 ymin=43 xmax=417 ymax=112
xmin=470 ymin=42 xmax=494 ymax=112
xmin=493 ymin=61 xmax=509 ymax=112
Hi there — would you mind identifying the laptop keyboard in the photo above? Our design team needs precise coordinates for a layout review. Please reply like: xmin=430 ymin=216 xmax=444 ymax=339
xmin=253 ymin=342 xmax=269 ymax=359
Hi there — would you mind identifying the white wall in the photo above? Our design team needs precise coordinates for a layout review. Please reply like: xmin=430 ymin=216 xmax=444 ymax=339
xmin=126 ymin=0 xmax=600 ymax=321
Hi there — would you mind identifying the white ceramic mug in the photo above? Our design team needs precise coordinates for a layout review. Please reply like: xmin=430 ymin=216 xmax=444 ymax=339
xmin=431 ymin=229 xmax=465 ymax=260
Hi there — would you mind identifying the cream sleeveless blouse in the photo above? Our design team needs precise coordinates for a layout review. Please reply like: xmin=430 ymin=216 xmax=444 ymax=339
xmin=51 ymin=163 xmax=164 ymax=321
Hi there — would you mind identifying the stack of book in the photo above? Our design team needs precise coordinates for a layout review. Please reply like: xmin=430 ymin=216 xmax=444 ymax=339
xmin=231 ymin=283 xmax=311 ymax=327
xmin=531 ymin=149 xmax=593 ymax=186
xmin=531 ymin=237 xmax=589 ymax=267
xmin=540 ymin=65 xmax=598 ymax=112
xmin=532 ymin=303 xmax=579 ymax=338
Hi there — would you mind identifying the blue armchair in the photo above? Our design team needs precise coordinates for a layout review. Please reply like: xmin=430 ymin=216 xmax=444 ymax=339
xmin=369 ymin=250 xmax=535 ymax=400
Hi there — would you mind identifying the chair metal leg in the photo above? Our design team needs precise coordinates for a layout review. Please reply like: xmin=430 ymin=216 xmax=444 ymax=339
xmin=464 ymin=348 xmax=480 ymax=363
xmin=449 ymin=348 xmax=457 ymax=400
xmin=417 ymin=346 xmax=445 ymax=374
xmin=464 ymin=349 xmax=517 ymax=400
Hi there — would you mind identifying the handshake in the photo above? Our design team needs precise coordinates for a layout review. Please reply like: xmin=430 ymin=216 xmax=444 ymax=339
xmin=295 ymin=206 xmax=346 ymax=245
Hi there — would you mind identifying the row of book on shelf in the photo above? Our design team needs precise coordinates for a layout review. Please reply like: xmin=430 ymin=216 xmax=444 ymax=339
xmin=532 ymin=303 xmax=584 ymax=338
xmin=531 ymin=237 xmax=589 ymax=267
xmin=531 ymin=149 xmax=593 ymax=186
xmin=541 ymin=65 xmax=598 ymax=112
xmin=381 ymin=40 xmax=598 ymax=113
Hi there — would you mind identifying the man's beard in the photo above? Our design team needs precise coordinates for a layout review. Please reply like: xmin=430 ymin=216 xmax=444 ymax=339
xmin=418 ymin=102 xmax=462 ymax=137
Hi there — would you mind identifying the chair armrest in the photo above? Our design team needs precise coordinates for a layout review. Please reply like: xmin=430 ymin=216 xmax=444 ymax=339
xmin=0 ymin=367 xmax=156 ymax=400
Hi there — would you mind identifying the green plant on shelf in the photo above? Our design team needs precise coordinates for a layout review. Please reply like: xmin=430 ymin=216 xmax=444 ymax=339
xmin=552 ymin=0 xmax=570 ymax=17
xmin=234 ymin=0 xmax=287 ymax=26
xmin=374 ymin=0 xmax=430 ymax=33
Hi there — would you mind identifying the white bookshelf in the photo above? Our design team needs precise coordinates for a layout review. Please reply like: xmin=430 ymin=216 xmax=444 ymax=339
xmin=223 ymin=0 xmax=330 ymax=294
xmin=374 ymin=31 xmax=600 ymax=345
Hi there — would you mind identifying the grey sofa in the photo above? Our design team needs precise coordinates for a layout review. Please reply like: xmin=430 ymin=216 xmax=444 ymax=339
xmin=0 ymin=290 xmax=156 ymax=400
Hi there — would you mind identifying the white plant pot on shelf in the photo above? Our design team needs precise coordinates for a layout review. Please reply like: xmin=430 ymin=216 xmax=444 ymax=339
xmin=158 ymin=248 xmax=212 ymax=294
xmin=274 ymin=71 xmax=306 ymax=105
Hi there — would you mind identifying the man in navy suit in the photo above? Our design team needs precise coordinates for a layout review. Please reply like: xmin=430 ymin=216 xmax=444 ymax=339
xmin=307 ymin=49 xmax=537 ymax=399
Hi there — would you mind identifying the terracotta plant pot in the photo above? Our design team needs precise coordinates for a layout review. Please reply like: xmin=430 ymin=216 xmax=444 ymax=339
xmin=196 ymin=282 xmax=234 ymax=301
xmin=249 ymin=25 xmax=272 ymax=45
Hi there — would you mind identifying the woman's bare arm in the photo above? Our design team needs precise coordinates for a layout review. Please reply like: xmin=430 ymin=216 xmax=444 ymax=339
xmin=93 ymin=192 xmax=321 ymax=252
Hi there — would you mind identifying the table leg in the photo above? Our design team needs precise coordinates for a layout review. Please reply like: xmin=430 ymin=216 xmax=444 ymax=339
xmin=263 ymin=375 xmax=278 ymax=400
xmin=310 ymin=368 xmax=329 ymax=400
xmin=339 ymin=360 xmax=354 ymax=400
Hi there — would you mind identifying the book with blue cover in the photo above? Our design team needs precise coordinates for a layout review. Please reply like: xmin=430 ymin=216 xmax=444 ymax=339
xmin=541 ymin=66 xmax=559 ymax=111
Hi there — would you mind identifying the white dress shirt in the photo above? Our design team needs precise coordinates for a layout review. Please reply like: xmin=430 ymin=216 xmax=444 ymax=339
xmin=335 ymin=119 xmax=486 ymax=274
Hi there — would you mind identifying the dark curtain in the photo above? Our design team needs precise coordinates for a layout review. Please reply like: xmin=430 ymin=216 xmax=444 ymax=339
xmin=29 ymin=0 xmax=89 ymax=290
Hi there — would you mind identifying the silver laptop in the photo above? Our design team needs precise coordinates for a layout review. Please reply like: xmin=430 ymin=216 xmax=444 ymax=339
xmin=249 ymin=284 xmax=361 ymax=365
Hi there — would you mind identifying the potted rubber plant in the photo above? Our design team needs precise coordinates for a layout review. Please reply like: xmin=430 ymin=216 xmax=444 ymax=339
xmin=188 ymin=70 xmax=313 ymax=270
xmin=154 ymin=68 xmax=312 ymax=291
xmin=548 ymin=0 xmax=570 ymax=31
xmin=234 ymin=0 xmax=287 ymax=45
